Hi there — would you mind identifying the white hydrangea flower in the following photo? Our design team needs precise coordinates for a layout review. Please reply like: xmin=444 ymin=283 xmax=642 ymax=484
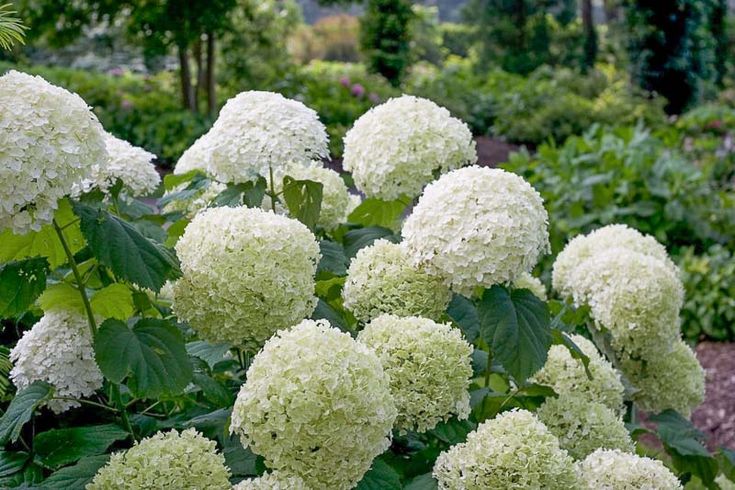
xmin=162 ymin=181 xmax=227 ymax=218
xmin=78 ymin=132 xmax=159 ymax=197
xmin=343 ymin=239 xmax=451 ymax=322
xmin=620 ymin=340 xmax=705 ymax=417
xmin=552 ymin=224 xmax=677 ymax=300
xmin=576 ymin=448 xmax=682 ymax=490
xmin=402 ymin=166 xmax=550 ymax=296
xmin=433 ymin=409 xmax=578 ymax=489
xmin=10 ymin=310 xmax=103 ymax=413
xmin=230 ymin=319 xmax=397 ymax=490
xmin=344 ymin=193 xmax=362 ymax=221
xmin=567 ymin=247 xmax=683 ymax=358
xmin=0 ymin=70 xmax=107 ymax=234
xmin=716 ymin=475 xmax=735 ymax=490
xmin=205 ymin=91 xmax=328 ymax=184
xmin=531 ymin=334 xmax=625 ymax=414
xmin=173 ymin=206 xmax=320 ymax=350
xmin=512 ymin=272 xmax=547 ymax=300
xmin=232 ymin=472 xmax=309 ymax=490
xmin=358 ymin=314 xmax=473 ymax=433
xmin=537 ymin=395 xmax=635 ymax=460
xmin=174 ymin=131 xmax=216 ymax=175
xmin=87 ymin=429 xmax=231 ymax=490
xmin=343 ymin=95 xmax=477 ymax=200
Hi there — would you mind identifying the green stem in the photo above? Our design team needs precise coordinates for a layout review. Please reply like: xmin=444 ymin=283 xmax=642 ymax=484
xmin=480 ymin=349 xmax=493 ymax=417
xmin=111 ymin=384 xmax=136 ymax=441
xmin=50 ymin=397 xmax=119 ymax=413
xmin=268 ymin=165 xmax=277 ymax=213
xmin=53 ymin=219 xmax=97 ymax=338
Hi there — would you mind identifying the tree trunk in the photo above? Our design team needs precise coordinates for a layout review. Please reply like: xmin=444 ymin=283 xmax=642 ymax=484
xmin=582 ymin=0 xmax=598 ymax=69
xmin=712 ymin=0 xmax=727 ymax=86
xmin=206 ymin=31 xmax=216 ymax=119
xmin=178 ymin=44 xmax=197 ymax=113
xmin=193 ymin=37 xmax=205 ymax=112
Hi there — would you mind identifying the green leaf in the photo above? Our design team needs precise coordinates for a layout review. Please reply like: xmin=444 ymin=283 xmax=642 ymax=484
xmin=477 ymin=286 xmax=552 ymax=383
xmin=718 ymin=448 xmax=735 ymax=481
xmin=404 ymin=473 xmax=439 ymax=490
xmin=317 ymin=240 xmax=349 ymax=278
xmin=0 ymin=347 xmax=12 ymax=398
xmin=0 ymin=451 xmax=28 ymax=477
xmin=159 ymin=175 xmax=209 ymax=206
xmin=0 ymin=381 xmax=53 ymax=444
xmin=212 ymin=179 xmax=266 ymax=208
xmin=192 ymin=374 xmax=233 ymax=407
xmin=223 ymin=436 xmax=261 ymax=477
xmin=163 ymin=170 xmax=205 ymax=191
xmin=94 ymin=318 xmax=193 ymax=398
xmin=0 ymin=199 xmax=84 ymax=269
xmin=186 ymin=341 xmax=232 ymax=369
xmin=282 ymin=176 xmax=323 ymax=230
xmin=39 ymin=454 xmax=110 ymax=489
xmin=90 ymin=284 xmax=134 ymax=321
xmin=348 ymin=197 xmax=410 ymax=230
xmin=37 ymin=283 xmax=84 ymax=314
xmin=430 ymin=418 xmax=476 ymax=445
xmin=447 ymin=294 xmax=479 ymax=342
xmin=343 ymin=226 xmax=398 ymax=258
xmin=311 ymin=299 xmax=352 ymax=333
xmin=0 ymin=257 xmax=48 ymax=318
xmin=34 ymin=424 xmax=128 ymax=470
xmin=73 ymin=203 xmax=180 ymax=292
xmin=356 ymin=459 xmax=401 ymax=490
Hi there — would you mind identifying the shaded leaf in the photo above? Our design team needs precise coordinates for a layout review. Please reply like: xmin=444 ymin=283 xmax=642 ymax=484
xmin=39 ymin=454 xmax=110 ymax=489
xmin=0 ymin=257 xmax=48 ymax=318
xmin=186 ymin=341 xmax=232 ymax=369
xmin=356 ymin=459 xmax=401 ymax=490
xmin=0 ymin=381 xmax=53 ymax=444
xmin=404 ymin=473 xmax=438 ymax=490
xmin=34 ymin=424 xmax=128 ymax=469
xmin=447 ymin=294 xmax=479 ymax=342
xmin=430 ymin=418 xmax=476 ymax=445
xmin=0 ymin=451 xmax=28 ymax=477
xmin=317 ymin=240 xmax=349 ymax=278
xmin=212 ymin=179 xmax=266 ymax=208
xmin=343 ymin=226 xmax=398 ymax=258
xmin=282 ymin=176 xmax=323 ymax=230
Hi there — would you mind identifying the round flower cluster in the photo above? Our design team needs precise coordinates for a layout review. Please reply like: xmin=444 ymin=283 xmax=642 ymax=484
xmin=233 ymin=472 xmax=309 ymax=490
xmin=162 ymin=181 xmax=227 ymax=218
xmin=230 ymin=319 xmax=397 ymax=490
xmin=402 ymin=166 xmax=550 ymax=296
xmin=536 ymin=395 xmax=634 ymax=460
xmin=576 ymin=449 xmax=682 ymax=490
xmin=619 ymin=340 xmax=705 ymax=417
xmin=0 ymin=70 xmax=106 ymax=234
xmin=717 ymin=475 xmax=735 ymax=490
xmin=173 ymin=206 xmax=320 ymax=350
xmin=87 ymin=429 xmax=231 ymax=490
xmin=10 ymin=310 xmax=103 ymax=413
xmin=273 ymin=164 xmax=350 ymax=230
xmin=357 ymin=314 xmax=473 ymax=433
xmin=342 ymin=240 xmax=451 ymax=322
xmin=205 ymin=91 xmax=329 ymax=184
xmin=531 ymin=334 xmax=625 ymax=414
xmin=343 ymin=95 xmax=476 ymax=200
xmin=80 ymin=132 xmax=159 ymax=197
xmin=174 ymin=131 xmax=215 ymax=175
xmin=513 ymin=272 xmax=547 ymax=300
xmin=433 ymin=409 xmax=578 ymax=489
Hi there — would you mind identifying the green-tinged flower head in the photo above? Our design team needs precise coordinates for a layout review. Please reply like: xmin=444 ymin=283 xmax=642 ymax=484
xmin=343 ymin=239 xmax=451 ymax=322
xmin=576 ymin=448 xmax=682 ymax=489
xmin=358 ymin=314 xmax=473 ymax=433
xmin=512 ymin=271 xmax=547 ymax=300
xmin=173 ymin=206 xmax=320 ymax=350
xmin=716 ymin=475 xmax=735 ymax=490
xmin=433 ymin=409 xmax=578 ymax=489
xmin=531 ymin=334 xmax=625 ymax=414
xmin=87 ymin=429 xmax=231 ymax=490
xmin=232 ymin=472 xmax=310 ymax=490
xmin=537 ymin=395 xmax=635 ymax=460
xmin=403 ymin=166 xmax=550 ymax=296
xmin=230 ymin=319 xmax=397 ymax=490
xmin=620 ymin=339 xmax=705 ymax=417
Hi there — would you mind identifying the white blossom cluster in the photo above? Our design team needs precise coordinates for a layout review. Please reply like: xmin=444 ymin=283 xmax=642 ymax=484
xmin=552 ymin=224 xmax=705 ymax=416
xmin=342 ymin=239 xmax=451 ymax=322
xmin=0 ymin=70 xmax=106 ymax=234
xmin=10 ymin=310 xmax=103 ymax=413
xmin=232 ymin=472 xmax=309 ymax=490
xmin=403 ymin=166 xmax=550 ymax=296
xmin=173 ymin=206 xmax=320 ymax=350
xmin=343 ymin=95 xmax=476 ymax=200
xmin=87 ymin=429 xmax=231 ymax=490
xmin=230 ymin=319 xmax=396 ymax=490
xmin=357 ymin=314 xmax=473 ymax=433
xmin=512 ymin=272 xmax=547 ymax=300
xmin=174 ymin=131 xmax=215 ymax=175
xmin=204 ymin=91 xmax=329 ymax=184
xmin=433 ymin=409 xmax=578 ymax=489
xmin=576 ymin=449 xmax=682 ymax=490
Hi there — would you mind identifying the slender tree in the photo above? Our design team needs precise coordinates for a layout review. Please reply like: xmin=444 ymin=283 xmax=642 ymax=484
xmin=581 ymin=0 xmax=597 ymax=70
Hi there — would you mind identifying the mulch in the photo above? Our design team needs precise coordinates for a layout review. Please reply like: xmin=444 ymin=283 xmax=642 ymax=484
xmin=693 ymin=341 xmax=735 ymax=450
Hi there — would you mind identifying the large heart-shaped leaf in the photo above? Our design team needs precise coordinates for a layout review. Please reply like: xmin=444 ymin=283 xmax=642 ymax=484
xmin=477 ymin=286 xmax=551 ymax=383
xmin=282 ymin=176 xmax=323 ymax=230
xmin=0 ymin=257 xmax=48 ymax=318
xmin=0 ymin=381 xmax=53 ymax=444
xmin=34 ymin=424 xmax=128 ymax=469
xmin=39 ymin=454 xmax=110 ymax=489
xmin=94 ymin=318 xmax=193 ymax=398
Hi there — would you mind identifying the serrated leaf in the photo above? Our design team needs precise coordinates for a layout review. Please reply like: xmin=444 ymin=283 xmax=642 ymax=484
xmin=347 ymin=197 xmax=410 ymax=230
xmin=477 ymin=286 xmax=551 ymax=383
xmin=94 ymin=318 xmax=193 ymax=398
xmin=0 ymin=199 xmax=84 ymax=269
xmin=404 ymin=473 xmax=438 ymax=490
xmin=73 ymin=203 xmax=180 ymax=292
xmin=212 ymin=179 xmax=266 ymax=208
xmin=34 ymin=424 xmax=128 ymax=470
xmin=223 ymin=435 xmax=261 ymax=477
xmin=163 ymin=170 xmax=205 ymax=191
xmin=430 ymin=418 xmax=476 ymax=444
xmin=0 ymin=347 xmax=12 ymax=398
xmin=0 ymin=381 xmax=53 ymax=444
xmin=282 ymin=176 xmax=323 ymax=230
xmin=186 ymin=341 xmax=232 ymax=369
xmin=356 ymin=459 xmax=401 ymax=490
xmin=37 ymin=283 xmax=84 ymax=313
xmin=447 ymin=294 xmax=479 ymax=342
xmin=317 ymin=240 xmax=349 ymax=278
xmin=311 ymin=299 xmax=351 ymax=332
xmin=192 ymin=374 xmax=233 ymax=407
xmin=90 ymin=284 xmax=134 ymax=321
xmin=343 ymin=226 xmax=398 ymax=258
xmin=0 ymin=257 xmax=48 ymax=318
xmin=39 ymin=454 xmax=110 ymax=489
xmin=0 ymin=451 xmax=28 ymax=477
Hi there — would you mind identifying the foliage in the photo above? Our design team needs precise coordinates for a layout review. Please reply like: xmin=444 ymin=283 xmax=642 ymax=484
xmin=288 ymin=14 xmax=361 ymax=64
xmin=359 ymin=0 xmax=414 ymax=85
xmin=0 ymin=4 xmax=25 ymax=50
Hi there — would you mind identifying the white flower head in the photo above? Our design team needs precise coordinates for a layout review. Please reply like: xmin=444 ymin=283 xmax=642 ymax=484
xmin=577 ymin=448 xmax=682 ymax=489
xmin=402 ymin=166 xmax=550 ymax=296
xmin=230 ymin=319 xmax=397 ymax=490
xmin=173 ymin=206 xmax=320 ymax=350
xmin=232 ymin=472 xmax=309 ymax=490
xmin=513 ymin=272 xmax=547 ymax=300
xmin=343 ymin=95 xmax=477 ymax=200
xmin=174 ymin=130 xmax=216 ymax=175
xmin=0 ymin=70 xmax=107 ymax=234
xmin=10 ymin=310 xmax=103 ymax=413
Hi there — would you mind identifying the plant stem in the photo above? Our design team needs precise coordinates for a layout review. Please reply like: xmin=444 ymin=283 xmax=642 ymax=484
xmin=50 ymin=397 xmax=119 ymax=413
xmin=268 ymin=165 xmax=277 ymax=213
xmin=111 ymin=384 xmax=136 ymax=441
xmin=480 ymin=349 xmax=493 ymax=417
xmin=53 ymin=219 xmax=97 ymax=338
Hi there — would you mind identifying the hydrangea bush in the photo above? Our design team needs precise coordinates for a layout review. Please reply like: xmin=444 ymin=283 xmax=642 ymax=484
xmin=0 ymin=70 xmax=722 ymax=490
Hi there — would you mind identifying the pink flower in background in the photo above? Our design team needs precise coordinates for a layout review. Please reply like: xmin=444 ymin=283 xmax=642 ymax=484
xmin=369 ymin=93 xmax=380 ymax=104
xmin=351 ymin=84 xmax=365 ymax=98
xmin=121 ymin=99 xmax=133 ymax=110
xmin=339 ymin=76 xmax=351 ymax=87
xmin=109 ymin=67 xmax=124 ymax=77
